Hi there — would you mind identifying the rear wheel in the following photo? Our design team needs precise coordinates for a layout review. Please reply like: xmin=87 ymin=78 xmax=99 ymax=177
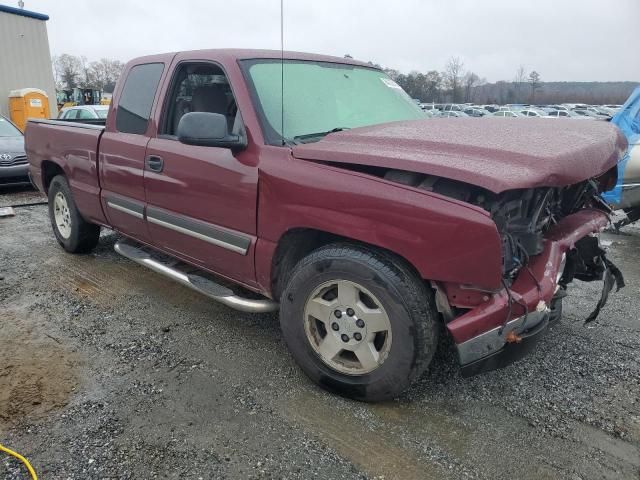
xmin=280 ymin=243 xmax=438 ymax=401
xmin=48 ymin=175 xmax=100 ymax=253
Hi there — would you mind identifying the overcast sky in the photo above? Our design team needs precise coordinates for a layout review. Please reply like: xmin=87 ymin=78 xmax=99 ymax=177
xmin=17 ymin=0 xmax=640 ymax=82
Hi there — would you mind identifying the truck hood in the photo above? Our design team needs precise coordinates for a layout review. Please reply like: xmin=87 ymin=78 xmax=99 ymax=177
xmin=292 ymin=118 xmax=627 ymax=193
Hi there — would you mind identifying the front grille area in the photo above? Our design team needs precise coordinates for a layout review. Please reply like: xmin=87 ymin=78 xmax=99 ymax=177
xmin=0 ymin=155 xmax=27 ymax=166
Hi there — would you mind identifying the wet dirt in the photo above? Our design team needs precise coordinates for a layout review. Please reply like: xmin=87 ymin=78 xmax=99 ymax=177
xmin=0 ymin=306 xmax=79 ymax=432
xmin=1 ymin=188 xmax=639 ymax=479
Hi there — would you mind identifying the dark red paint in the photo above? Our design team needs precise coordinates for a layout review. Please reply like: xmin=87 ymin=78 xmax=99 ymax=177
xmin=25 ymin=49 xmax=622 ymax=349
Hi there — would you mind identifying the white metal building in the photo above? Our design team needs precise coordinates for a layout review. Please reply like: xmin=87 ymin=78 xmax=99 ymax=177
xmin=0 ymin=4 xmax=57 ymax=118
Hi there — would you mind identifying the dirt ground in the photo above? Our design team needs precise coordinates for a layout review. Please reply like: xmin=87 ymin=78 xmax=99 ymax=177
xmin=1 ymin=187 xmax=639 ymax=479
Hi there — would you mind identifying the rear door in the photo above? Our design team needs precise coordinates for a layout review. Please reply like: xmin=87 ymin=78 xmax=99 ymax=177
xmin=143 ymin=60 xmax=259 ymax=285
xmin=99 ymin=59 xmax=169 ymax=242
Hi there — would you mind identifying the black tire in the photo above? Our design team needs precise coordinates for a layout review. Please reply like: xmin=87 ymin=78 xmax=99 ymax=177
xmin=48 ymin=175 xmax=100 ymax=253
xmin=280 ymin=243 xmax=438 ymax=401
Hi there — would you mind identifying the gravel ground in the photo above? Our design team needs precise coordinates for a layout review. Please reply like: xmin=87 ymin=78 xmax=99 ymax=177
xmin=1 ymin=187 xmax=639 ymax=479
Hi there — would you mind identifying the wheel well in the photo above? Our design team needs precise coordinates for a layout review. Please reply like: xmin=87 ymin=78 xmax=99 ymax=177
xmin=41 ymin=161 xmax=65 ymax=193
xmin=270 ymin=228 xmax=422 ymax=301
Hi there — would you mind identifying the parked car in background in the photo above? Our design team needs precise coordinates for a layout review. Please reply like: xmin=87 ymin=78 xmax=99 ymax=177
xmin=58 ymin=105 xmax=110 ymax=120
xmin=463 ymin=107 xmax=491 ymax=117
xmin=602 ymin=87 xmax=640 ymax=226
xmin=441 ymin=104 xmax=465 ymax=112
xmin=573 ymin=109 xmax=610 ymax=120
xmin=491 ymin=111 xmax=524 ymax=118
xmin=519 ymin=109 xmax=550 ymax=118
xmin=0 ymin=114 xmax=28 ymax=186
xmin=546 ymin=110 xmax=593 ymax=120
xmin=594 ymin=106 xmax=617 ymax=116
xmin=547 ymin=105 xmax=569 ymax=112
xmin=438 ymin=111 xmax=469 ymax=118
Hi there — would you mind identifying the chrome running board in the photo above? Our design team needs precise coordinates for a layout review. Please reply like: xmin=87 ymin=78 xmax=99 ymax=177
xmin=114 ymin=240 xmax=279 ymax=313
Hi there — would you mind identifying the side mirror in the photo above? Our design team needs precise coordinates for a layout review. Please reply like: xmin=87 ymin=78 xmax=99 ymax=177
xmin=177 ymin=112 xmax=247 ymax=151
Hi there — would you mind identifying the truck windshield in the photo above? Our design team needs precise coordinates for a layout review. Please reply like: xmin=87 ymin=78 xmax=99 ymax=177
xmin=242 ymin=60 xmax=426 ymax=145
xmin=0 ymin=116 xmax=22 ymax=137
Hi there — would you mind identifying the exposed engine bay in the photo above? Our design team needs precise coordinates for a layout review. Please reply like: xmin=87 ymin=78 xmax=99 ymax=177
xmin=380 ymin=167 xmax=625 ymax=322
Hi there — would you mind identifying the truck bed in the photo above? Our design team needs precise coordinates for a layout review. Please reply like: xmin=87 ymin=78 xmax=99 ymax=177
xmin=25 ymin=118 xmax=107 ymax=225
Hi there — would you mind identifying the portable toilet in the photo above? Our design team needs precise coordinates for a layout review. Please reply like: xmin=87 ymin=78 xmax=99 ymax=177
xmin=8 ymin=88 xmax=50 ymax=131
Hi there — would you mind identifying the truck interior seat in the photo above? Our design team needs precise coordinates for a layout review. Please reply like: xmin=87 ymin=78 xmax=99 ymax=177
xmin=191 ymin=85 xmax=234 ymax=132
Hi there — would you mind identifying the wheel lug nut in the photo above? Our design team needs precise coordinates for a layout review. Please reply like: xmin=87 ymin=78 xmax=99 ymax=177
xmin=334 ymin=310 xmax=342 ymax=318
xmin=353 ymin=332 xmax=362 ymax=341
xmin=356 ymin=319 xmax=365 ymax=328
xmin=331 ymin=322 xmax=339 ymax=331
xmin=346 ymin=308 xmax=355 ymax=317
xmin=341 ymin=334 xmax=349 ymax=342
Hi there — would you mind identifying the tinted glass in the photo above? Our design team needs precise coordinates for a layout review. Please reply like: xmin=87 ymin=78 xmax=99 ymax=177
xmin=116 ymin=63 xmax=164 ymax=134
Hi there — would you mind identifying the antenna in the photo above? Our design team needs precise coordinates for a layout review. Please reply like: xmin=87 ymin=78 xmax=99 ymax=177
xmin=280 ymin=0 xmax=285 ymax=146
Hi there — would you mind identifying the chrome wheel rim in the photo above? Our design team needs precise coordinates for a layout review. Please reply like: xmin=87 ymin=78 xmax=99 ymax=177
xmin=53 ymin=191 xmax=72 ymax=239
xmin=303 ymin=279 xmax=392 ymax=375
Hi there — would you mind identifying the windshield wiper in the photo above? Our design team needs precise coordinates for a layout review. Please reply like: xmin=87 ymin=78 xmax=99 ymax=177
xmin=292 ymin=127 xmax=350 ymax=143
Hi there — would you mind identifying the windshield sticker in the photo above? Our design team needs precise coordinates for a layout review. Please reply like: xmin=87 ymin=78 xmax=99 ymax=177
xmin=380 ymin=78 xmax=402 ymax=89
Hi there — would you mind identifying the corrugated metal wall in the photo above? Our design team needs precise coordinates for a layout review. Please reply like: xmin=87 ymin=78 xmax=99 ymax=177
xmin=0 ymin=12 xmax=57 ymax=117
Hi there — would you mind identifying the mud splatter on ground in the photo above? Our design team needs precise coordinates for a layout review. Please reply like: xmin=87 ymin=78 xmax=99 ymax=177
xmin=0 ymin=307 xmax=79 ymax=430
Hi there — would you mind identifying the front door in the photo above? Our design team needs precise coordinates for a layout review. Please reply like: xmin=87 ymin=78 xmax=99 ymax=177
xmin=143 ymin=61 xmax=258 ymax=285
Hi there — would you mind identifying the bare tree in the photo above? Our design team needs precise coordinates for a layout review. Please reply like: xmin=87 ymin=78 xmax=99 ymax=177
xmin=424 ymin=70 xmax=442 ymax=102
xmin=52 ymin=54 xmax=83 ymax=90
xmin=463 ymin=72 xmax=480 ymax=102
xmin=443 ymin=57 xmax=464 ymax=103
xmin=514 ymin=65 xmax=527 ymax=102
xmin=528 ymin=70 xmax=542 ymax=103
xmin=89 ymin=58 xmax=125 ymax=92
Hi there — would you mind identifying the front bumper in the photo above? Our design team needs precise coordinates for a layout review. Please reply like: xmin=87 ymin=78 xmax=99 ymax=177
xmin=0 ymin=164 xmax=30 ymax=184
xmin=447 ymin=209 xmax=610 ymax=372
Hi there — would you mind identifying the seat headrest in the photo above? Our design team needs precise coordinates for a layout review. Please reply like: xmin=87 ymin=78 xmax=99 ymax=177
xmin=191 ymin=85 xmax=228 ymax=114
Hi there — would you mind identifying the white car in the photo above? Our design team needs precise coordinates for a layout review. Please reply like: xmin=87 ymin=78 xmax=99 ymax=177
xmin=491 ymin=111 xmax=524 ymax=118
xmin=519 ymin=109 xmax=551 ymax=118
xmin=546 ymin=110 xmax=594 ymax=120
xmin=58 ymin=105 xmax=109 ymax=120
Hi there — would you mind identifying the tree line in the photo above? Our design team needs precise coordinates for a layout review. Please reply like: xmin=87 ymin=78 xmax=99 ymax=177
xmin=379 ymin=57 xmax=545 ymax=104
xmin=52 ymin=52 xmax=637 ymax=105
xmin=376 ymin=57 xmax=635 ymax=105
xmin=52 ymin=54 xmax=125 ymax=93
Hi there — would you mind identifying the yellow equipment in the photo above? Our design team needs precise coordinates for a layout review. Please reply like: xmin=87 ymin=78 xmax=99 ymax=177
xmin=8 ymin=88 xmax=50 ymax=132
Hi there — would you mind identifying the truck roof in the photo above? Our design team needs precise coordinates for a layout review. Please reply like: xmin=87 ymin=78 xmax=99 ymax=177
xmin=129 ymin=49 xmax=373 ymax=68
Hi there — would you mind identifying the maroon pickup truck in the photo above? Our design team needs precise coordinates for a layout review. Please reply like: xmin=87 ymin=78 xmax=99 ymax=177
xmin=26 ymin=49 xmax=626 ymax=401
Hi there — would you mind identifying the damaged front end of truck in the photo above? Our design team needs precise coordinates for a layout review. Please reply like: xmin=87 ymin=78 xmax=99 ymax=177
xmin=440 ymin=171 xmax=626 ymax=375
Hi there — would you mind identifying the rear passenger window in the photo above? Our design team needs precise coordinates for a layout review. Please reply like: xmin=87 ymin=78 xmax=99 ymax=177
xmin=116 ymin=63 xmax=164 ymax=134
xmin=77 ymin=109 xmax=94 ymax=119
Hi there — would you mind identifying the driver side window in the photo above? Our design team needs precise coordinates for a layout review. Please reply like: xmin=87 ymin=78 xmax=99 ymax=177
xmin=161 ymin=62 xmax=240 ymax=137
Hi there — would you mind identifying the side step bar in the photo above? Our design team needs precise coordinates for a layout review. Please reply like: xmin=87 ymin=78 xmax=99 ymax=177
xmin=114 ymin=240 xmax=279 ymax=313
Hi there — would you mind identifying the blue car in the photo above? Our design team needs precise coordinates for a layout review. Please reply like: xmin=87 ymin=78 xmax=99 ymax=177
xmin=602 ymin=87 xmax=640 ymax=226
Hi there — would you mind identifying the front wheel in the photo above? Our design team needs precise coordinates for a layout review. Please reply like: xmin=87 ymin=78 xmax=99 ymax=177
xmin=48 ymin=175 xmax=100 ymax=253
xmin=280 ymin=244 xmax=438 ymax=401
